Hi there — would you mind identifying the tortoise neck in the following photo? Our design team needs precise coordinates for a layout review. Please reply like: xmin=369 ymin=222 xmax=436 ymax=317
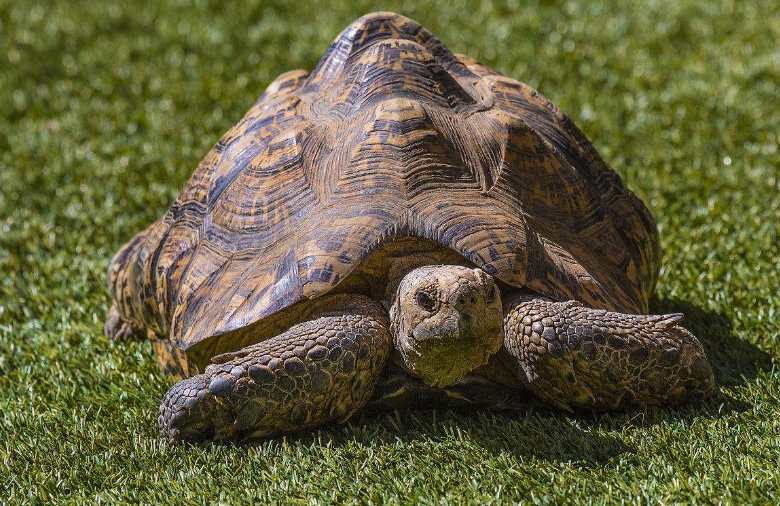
xmin=384 ymin=253 xmax=474 ymax=304
xmin=327 ymin=236 xmax=475 ymax=303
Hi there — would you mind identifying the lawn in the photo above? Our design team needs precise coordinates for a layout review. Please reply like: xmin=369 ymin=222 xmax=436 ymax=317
xmin=1 ymin=0 xmax=779 ymax=504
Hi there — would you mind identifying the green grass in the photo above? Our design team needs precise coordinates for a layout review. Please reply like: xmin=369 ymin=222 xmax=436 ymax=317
xmin=1 ymin=0 xmax=779 ymax=504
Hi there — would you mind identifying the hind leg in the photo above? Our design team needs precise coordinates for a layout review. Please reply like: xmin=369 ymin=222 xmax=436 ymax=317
xmin=158 ymin=295 xmax=391 ymax=443
xmin=104 ymin=301 xmax=145 ymax=341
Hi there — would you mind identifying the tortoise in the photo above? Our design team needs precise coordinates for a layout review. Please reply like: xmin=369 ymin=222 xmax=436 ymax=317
xmin=105 ymin=12 xmax=715 ymax=443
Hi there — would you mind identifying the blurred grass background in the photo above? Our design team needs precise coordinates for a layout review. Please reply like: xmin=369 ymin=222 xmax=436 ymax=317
xmin=1 ymin=0 xmax=779 ymax=504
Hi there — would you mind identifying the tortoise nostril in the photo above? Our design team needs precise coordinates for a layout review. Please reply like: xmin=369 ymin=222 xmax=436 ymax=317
xmin=455 ymin=293 xmax=481 ymax=308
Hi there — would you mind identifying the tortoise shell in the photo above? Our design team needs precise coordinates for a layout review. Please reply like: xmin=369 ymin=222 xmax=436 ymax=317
xmin=109 ymin=12 xmax=660 ymax=375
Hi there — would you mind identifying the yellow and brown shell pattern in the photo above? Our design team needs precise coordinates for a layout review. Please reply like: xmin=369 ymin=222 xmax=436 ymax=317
xmin=108 ymin=12 xmax=660 ymax=376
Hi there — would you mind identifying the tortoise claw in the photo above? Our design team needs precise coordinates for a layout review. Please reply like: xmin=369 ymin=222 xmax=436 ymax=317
xmin=159 ymin=374 xmax=223 ymax=443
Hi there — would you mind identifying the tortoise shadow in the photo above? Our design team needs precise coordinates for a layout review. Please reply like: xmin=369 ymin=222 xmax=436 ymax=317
xmin=280 ymin=407 xmax=634 ymax=467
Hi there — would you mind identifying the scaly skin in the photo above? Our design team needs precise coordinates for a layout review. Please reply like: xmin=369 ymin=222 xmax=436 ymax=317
xmin=159 ymin=296 xmax=390 ymax=443
xmin=502 ymin=292 xmax=716 ymax=411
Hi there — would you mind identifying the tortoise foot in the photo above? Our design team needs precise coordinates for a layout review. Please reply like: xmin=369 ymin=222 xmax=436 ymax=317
xmin=502 ymin=292 xmax=716 ymax=411
xmin=159 ymin=295 xmax=391 ymax=444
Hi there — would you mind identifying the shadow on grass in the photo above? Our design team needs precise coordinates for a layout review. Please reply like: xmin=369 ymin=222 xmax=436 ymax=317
xmin=280 ymin=407 xmax=635 ymax=467
xmin=235 ymin=299 xmax=769 ymax=466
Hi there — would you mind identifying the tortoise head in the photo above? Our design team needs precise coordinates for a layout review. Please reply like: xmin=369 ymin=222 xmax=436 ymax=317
xmin=389 ymin=265 xmax=504 ymax=387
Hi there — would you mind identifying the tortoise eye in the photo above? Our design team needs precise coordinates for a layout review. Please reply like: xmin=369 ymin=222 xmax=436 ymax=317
xmin=415 ymin=292 xmax=436 ymax=312
xmin=486 ymin=285 xmax=497 ymax=302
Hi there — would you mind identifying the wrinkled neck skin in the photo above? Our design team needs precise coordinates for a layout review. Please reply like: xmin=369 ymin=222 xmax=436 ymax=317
xmin=388 ymin=265 xmax=504 ymax=388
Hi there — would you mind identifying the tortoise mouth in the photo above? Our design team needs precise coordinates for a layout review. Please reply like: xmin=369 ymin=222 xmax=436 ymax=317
xmin=409 ymin=336 xmax=498 ymax=387
xmin=406 ymin=312 xmax=503 ymax=388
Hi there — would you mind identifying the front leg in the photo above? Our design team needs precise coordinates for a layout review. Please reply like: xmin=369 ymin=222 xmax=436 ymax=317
xmin=502 ymin=291 xmax=716 ymax=411
xmin=158 ymin=295 xmax=390 ymax=443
